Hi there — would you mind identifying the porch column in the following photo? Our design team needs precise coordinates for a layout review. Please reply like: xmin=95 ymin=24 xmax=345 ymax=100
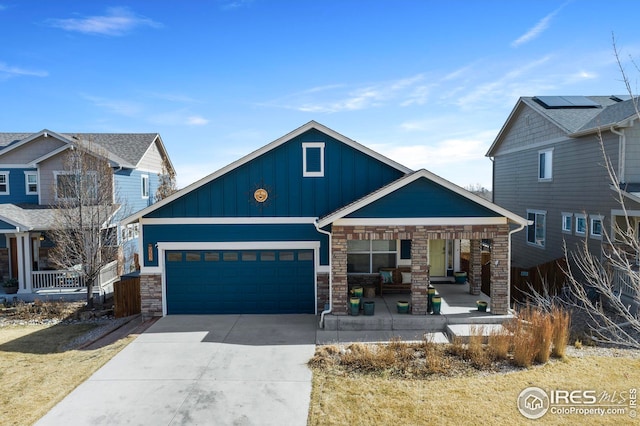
xmin=489 ymin=233 xmax=509 ymax=315
xmin=469 ymin=239 xmax=482 ymax=295
xmin=16 ymin=233 xmax=33 ymax=294
xmin=331 ymin=226 xmax=348 ymax=315
xmin=410 ymin=228 xmax=429 ymax=315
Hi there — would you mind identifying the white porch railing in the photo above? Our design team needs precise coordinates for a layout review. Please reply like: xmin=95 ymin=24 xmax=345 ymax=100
xmin=31 ymin=260 xmax=119 ymax=294
xmin=611 ymin=266 xmax=639 ymax=299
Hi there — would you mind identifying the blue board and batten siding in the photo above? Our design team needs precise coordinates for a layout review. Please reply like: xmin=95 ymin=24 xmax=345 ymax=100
xmin=346 ymin=178 xmax=501 ymax=218
xmin=146 ymin=129 xmax=405 ymax=219
xmin=0 ymin=168 xmax=39 ymax=204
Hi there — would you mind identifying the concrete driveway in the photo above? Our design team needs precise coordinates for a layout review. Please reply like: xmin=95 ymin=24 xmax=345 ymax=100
xmin=36 ymin=315 xmax=318 ymax=426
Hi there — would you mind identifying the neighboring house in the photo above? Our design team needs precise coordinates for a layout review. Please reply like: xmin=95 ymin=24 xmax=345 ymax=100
xmin=123 ymin=121 xmax=527 ymax=320
xmin=0 ymin=130 xmax=174 ymax=296
xmin=487 ymin=95 xmax=640 ymax=298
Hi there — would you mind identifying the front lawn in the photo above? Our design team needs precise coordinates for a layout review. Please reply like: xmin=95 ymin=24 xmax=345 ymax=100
xmin=0 ymin=324 xmax=134 ymax=426
xmin=308 ymin=352 xmax=639 ymax=425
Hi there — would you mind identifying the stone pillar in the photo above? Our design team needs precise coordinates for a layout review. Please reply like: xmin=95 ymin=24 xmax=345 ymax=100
xmin=469 ymin=239 xmax=482 ymax=295
xmin=316 ymin=272 xmax=330 ymax=313
xmin=410 ymin=228 xmax=429 ymax=315
xmin=140 ymin=273 xmax=163 ymax=318
xmin=490 ymin=234 xmax=510 ymax=315
xmin=331 ymin=227 xmax=348 ymax=315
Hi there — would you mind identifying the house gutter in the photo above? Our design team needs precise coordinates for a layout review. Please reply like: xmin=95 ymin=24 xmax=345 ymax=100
xmin=610 ymin=126 xmax=625 ymax=183
xmin=507 ymin=220 xmax=529 ymax=313
xmin=314 ymin=220 xmax=332 ymax=328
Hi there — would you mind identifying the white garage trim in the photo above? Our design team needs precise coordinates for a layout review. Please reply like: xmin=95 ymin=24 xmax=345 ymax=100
xmin=158 ymin=241 xmax=321 ymax=316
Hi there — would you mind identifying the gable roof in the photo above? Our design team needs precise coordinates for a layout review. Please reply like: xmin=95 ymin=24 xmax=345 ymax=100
xmin=0 ymin=130 xmax=172 ymax=172
xmin=122 ymin=121 xmax=412 ymax=224
xmin=487 ymin=95 xmax=634 ymax=157
xmin=0 ymin=203 xmax=120 ymax=232
xmin=317 ymin=169 xmax=528 ymax=228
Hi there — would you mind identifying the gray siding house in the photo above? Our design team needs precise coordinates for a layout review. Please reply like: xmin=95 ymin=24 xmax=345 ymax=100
xmin=487 ymin=96 xmax=640 ymax=275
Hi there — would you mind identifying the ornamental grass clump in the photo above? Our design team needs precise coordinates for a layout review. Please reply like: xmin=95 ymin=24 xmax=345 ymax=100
xmin=551 ymin=305 xmax=571 ymax=358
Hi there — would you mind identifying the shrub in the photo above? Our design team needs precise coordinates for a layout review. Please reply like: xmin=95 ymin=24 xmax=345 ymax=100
xmin=532 ymin=308 xmax=554 ymax=363
xmin=487 ymin=326 xmax=511 ymax=360
xmin=551 ymin=305 xmax=571 ymax=358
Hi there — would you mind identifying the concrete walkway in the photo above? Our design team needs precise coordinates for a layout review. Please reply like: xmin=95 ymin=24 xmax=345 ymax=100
xmin=36 ymin=315 xmax=317 ymax=426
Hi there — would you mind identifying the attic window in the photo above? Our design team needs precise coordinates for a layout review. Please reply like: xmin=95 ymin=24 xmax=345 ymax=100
xmin=303 ymin=142 xmax=325 ymax=177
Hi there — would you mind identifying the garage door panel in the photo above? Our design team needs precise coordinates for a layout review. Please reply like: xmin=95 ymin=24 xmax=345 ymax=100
xmin=166 ymin=249 xmax=314 ymax=314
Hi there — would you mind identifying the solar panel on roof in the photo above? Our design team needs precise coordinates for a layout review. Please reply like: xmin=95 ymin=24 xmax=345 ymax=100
xmin=611 ymin=95 xmax=632 ymax=102
xmin=533 ymin=96 xmax=601 ymax=109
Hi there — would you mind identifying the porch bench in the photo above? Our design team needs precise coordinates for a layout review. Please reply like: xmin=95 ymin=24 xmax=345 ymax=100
xmin=379 ymin=267 xmax=412 ymax=295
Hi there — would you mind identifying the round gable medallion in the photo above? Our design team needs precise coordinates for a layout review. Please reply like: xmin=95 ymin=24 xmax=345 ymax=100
xmin=254 ymin=188 xmax=268 ymax=203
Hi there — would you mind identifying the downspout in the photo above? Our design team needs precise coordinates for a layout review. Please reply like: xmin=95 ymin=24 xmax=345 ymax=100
xmin=314 ymin=220 xmax=332 ymax=328
xmin=611 ymin=126 xmax=625 ymax=184
xmin=507 ymin=220 xmax=528 ymax=314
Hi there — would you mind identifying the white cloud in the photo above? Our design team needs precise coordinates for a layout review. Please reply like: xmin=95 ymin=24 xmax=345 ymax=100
xmin=186 ymin=115 xmax=209 ymax=126
xmin=48 ymin=7 xmax=161 ymax=36
xmin=0 ymin=62 xmax=48 ymax=78
xmin=82 ymin=94 xmax=142 ymax=116
xmin=511 ymin=2 xmax=567 ymax=47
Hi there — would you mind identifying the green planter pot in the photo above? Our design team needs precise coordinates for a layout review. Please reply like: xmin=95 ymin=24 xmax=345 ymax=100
xmin=349 ymin=297 xmax=360 ymax=316
xmin=363 ymin=301 xmax=375 ymax=316
xmin=397 ymin=301 xmax=409 ymax=314
xmin=431 ymin=296 xmax=442 ymax=315
xmin=477 ymin=300 xmax=488 ymax=312
xmin=428 ymin=286 xmax=436 ymax=313
xmin=454 ymin=271 xmax=467 ymax=284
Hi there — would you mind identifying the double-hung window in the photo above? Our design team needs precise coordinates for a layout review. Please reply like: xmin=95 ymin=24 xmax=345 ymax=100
xmin=562 ymin=212 xmax=572 ymax=233
xmin=590 ymin=215 xmax=603 ymax=239
xmin=347 ymin=240 xmax=397 ymax=273
xmin=55 ymin=171 xmax=97 ymax=201
xmin=0 ymin=171 xmax=9 ymax=194
xmin=538 ymin=149 xmax=553 ymax=181
xmin=575 ymin=214 xmax=587 ymax=235
xmin=25 ymin=171 xmax=38 ymax=194
xmin=527 ymin=210 xmax=546 ymax=248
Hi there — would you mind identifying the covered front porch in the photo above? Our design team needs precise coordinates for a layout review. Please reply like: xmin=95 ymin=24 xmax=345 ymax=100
xmin=320 ymin=281 xmax=514 ymax=342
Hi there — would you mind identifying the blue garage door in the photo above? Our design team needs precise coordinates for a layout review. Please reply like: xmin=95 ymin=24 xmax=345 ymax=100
xmin=165 ymin=249 xmax=315 ymax=314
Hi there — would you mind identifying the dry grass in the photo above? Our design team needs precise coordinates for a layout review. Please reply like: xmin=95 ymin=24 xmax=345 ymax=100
xmin=0 ymin=324 xmax=134 ymax=426
xmin=488 ymin=326 xmax=511 ymax=360
xmin=309 ymin=355 xmax=639 ymax=425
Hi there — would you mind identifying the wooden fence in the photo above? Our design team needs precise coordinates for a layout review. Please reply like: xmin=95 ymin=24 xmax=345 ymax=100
xmin=510 ymin=257 xmax=567 ymax=303
xmin=114 ymin=276 xmax=141 ymax=318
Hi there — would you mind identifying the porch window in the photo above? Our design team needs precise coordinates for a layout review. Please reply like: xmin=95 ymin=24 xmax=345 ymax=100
xmin=527 ymin=210 xmax=546 ymax=248
xmin=25 ymin=172 xmax=38 ymax=194
xmin=347 ymin=240 xmax=397 ymax=273
xmin=302 ymin=142 xmax=325 ymax=177
xmin=0 ymin=171 xmax=9 ymax=194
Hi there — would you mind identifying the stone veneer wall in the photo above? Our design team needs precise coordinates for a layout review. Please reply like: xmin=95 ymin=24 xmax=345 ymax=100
xmin=331 ymin=224 xmax=511 ymax=315
xmin=469 ymin=239 xmax=482 ymax=295
xmin=316 ymin=272 xmax=329 ymax=313
xmin=0 ymin=248 xmax=9 ymax=280
xmin=140 ymin=274 xmax=162 ymax=318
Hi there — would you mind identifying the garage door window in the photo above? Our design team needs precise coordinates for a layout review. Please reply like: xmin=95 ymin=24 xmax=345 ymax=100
xmin=223 ymin=252 xmax=238 ymax=261
xmin=167 ymin=252 xmax=182 ymax=262
xmin=242 ymin=252 xmax=257 ymax=261
xmin=298 ymin=251 xmax=313 ymax=261
xmin=261 ymin=251 xmax=275 ymax=261
xmin=204 ymin=252 xmax=220 ymax=261
xmin=280 ymin=252 xmax=294 ymax=261
xmin=186 ymin=252 xmax=201 ymax=261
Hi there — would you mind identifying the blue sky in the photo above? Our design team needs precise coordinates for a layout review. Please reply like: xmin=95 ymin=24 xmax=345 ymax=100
xmin=2 ymin=1 xmax=639 ymax=189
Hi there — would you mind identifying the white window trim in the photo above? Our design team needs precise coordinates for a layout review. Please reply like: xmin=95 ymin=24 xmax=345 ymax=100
xmin=575 ymin=213 xmax=587 ymax=236
xmin=141 ymin=174 xmax=149 ymax=199
xmin=0 ymin=171 xmax=9 ymax=195
xmin=561 ymin=212 xmax=573 ymax=233
xmin=590 ymin=214 xmax=604 ymax=239
xmin=526 ymin=209 xmax=547 ymax=248
xmin=538 ymin=148 xmax=553 ymax=182
xmin=347 ymin=239 xmax=398 ymax=273
xmin=302 ymin=142 xmax=325 ymax=177
xmin=24 ymin=171 xmax=38 ymax=195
